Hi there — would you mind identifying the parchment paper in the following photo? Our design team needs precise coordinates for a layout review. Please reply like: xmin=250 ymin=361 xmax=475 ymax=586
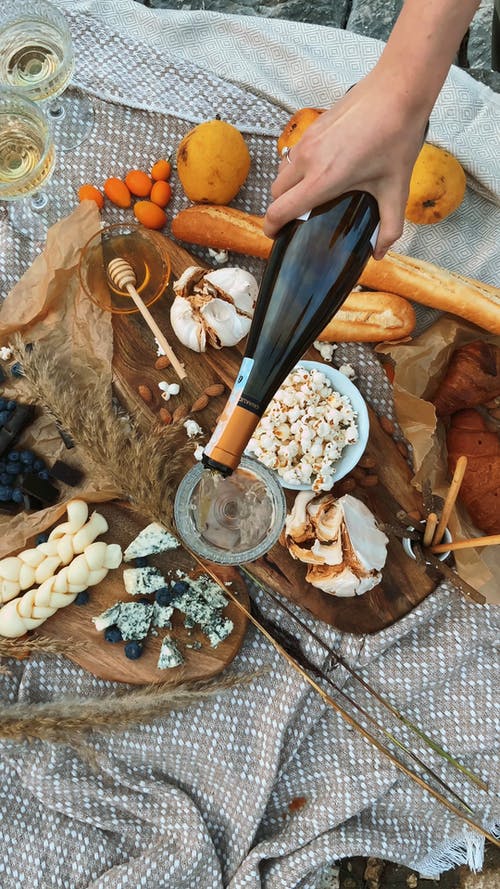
xmin=378 ymin=317 xmax=500 ymax=603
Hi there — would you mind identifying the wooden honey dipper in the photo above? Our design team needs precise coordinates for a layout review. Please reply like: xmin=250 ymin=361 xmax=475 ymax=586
xmin=107 ymin=257 xmax=186 ymax=381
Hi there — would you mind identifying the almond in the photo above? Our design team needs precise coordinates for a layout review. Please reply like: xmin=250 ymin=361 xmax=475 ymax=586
xmin=379 ymin=415 xmax=395 ymax=436
xmin=204 ymin=383 xmax=225 ymax=397
xmin=191 ymin=394 xmax=209 ymax=412
xmin=138 ymin=384 xmax=153 ymax=404
xmin=155 ymin=355 xmax=171 ymax=370
xmin=159 ymin=407 xmax=172 ymax=425
xmin=172 ymin=405 xmax=189 ymax=423
xmin=359 ymin=474 xmax=379 ymax=487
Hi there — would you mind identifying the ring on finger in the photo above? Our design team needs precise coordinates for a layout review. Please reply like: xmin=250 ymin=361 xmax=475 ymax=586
xmin=281 ymin=145 xmax=293 ymax=165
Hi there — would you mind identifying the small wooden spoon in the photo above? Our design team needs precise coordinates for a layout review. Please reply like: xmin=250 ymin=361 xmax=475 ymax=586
xmin=107 ymin=257 xmax=186 ymax=381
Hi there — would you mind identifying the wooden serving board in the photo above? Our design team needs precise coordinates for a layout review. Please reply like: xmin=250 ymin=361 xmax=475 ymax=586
xmin=36 ymin=500 xmax=249 ymax=685
xmin=110 ymin=233 xmax=436 ymax=635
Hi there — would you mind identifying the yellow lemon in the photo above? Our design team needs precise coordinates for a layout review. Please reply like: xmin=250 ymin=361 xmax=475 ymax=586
xmin=176 ymin=119 xmax=251 ymax=205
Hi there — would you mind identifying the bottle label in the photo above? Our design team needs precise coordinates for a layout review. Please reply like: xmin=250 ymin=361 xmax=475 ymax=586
xmin=205 ymin=357 xmax=255 ymax=451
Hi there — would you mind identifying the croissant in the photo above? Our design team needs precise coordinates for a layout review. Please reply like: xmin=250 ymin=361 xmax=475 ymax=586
xmin=447 ymin=409 xmax=500 ymax=534
xmin=433 ymin=340 xmax=500 ymax=416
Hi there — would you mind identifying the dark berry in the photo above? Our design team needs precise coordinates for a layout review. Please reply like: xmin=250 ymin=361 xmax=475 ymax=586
xmin=155 ymin=587 xmax=173 ymax=606
xmin=6 ymin=463 xmax=21 ymax=475
xmin=7 ymin=451 xmax=20 ymax=461
xmin=171 ymin=580 xmax=190 ymax=597
xmin=19 ymin=450 xmax=34 ymax=465
xmin=134 ymin=556 xmax=148 ymax=568
xmin=10 ymin=362 xmax=23 ymax=378
xmin=124 ymin=640 xmax=143 ymax=660
xmin=0 ymin=473 xmax=10 ymax=485
xmin=0 ymin=486 xmax=13 ymax=501
xmin=74 ymin=590 xmax=90 ymax=606
xmin=35 ymin=532 xmax=49 ymax=545
xmin=11 ymin=488 xmax=24 ymax=504
xmin=6 ymin=401 xmax=16 ymax=411
xmin=104 ymin=625 xmax=123 ymax=643
xmin=37 ymin=469 xmax=50 ymax=480
xmin=0 ymin=411 xmax=10 ymax=425
xmin=33 ymin=459 xmax=45 ymax=472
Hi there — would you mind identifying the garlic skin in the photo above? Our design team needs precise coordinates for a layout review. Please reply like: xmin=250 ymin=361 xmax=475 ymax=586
xmin=170 ymin=266 xmax=258 ymax=353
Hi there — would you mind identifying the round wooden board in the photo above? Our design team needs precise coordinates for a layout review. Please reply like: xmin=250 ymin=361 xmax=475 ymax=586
xmin=32 ymin=501 xmax=249 ymax=685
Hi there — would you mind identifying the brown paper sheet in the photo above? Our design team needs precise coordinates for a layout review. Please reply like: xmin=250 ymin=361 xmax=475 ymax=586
xmin=0 ymin=202 xmax=120 ymax=557
xmin=378 ymin=316 xmax=500 ymax=603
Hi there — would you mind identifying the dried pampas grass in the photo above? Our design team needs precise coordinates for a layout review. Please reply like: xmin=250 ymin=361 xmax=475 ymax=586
xmin=11 ymin=337 xmax=192 ymax=532
xmin=0 ymin=671 xmax=261 ymax=741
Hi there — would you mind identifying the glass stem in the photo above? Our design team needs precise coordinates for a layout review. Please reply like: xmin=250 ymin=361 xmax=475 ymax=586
xmin=47 ymin=99 xmax=65 ymax=121
xmin=31 ymin=191 xmax=49 ymax=212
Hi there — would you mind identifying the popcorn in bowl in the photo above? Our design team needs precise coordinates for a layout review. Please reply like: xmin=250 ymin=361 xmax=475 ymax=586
xmin=246 ymin=362 xmax=368 ymax=492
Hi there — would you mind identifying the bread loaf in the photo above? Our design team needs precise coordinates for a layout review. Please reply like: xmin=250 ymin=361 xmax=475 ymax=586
xmin=171 ymin=205 xmax=273 ymax=259
xmin=358 ymin=251 xmax=500 ymax=334
xmin=318 ymin=291 xmax=415 ymax=342
xmin=447 ymin=409 xmax=500 ymax=534
xmin=433 ymin=340 xmax=500 ymax=415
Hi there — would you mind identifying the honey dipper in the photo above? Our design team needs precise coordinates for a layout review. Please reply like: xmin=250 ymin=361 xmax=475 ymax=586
xmin=107 ymin=258 xmax=186 ymax=381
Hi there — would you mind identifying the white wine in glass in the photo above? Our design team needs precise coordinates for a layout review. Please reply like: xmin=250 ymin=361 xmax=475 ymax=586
xmin=0 ymin=87 xmax=59 ymax=241
xmin=0 ymin=0 xmax=93 ymax=151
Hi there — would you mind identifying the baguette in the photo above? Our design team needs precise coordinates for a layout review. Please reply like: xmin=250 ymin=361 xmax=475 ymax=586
xmin=318 ymin=291 xmax=416 ymax=342
xmin=359 ymin=251 xmax=500 ymax=334
xmin=171 ymin=205 xmax=273 ymax=260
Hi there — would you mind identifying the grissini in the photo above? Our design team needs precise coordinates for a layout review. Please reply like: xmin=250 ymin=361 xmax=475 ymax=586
xmin=358 ymin=251 xmax=500 ymax=334
xmin=171 ymin=205 xmax=273 ymax=260
xmin=318 ymin=291 xmax=416 ymax=342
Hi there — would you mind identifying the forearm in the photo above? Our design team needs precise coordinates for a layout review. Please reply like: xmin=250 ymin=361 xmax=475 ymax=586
xmin=376 ymin=0 xmax=481 ymax=116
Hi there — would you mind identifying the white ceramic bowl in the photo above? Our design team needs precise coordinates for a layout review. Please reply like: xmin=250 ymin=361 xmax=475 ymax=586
xmin=246 ymin=360 xmax=370 ymax=491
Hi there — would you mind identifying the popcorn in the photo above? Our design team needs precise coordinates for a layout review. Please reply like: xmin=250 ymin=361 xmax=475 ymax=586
xmin=338 ymin=363 xmax=356 ymax=380
xmin=313 ymin=341 xmax=337 ymax=362
xmin=158 ymin=381 xmax=181 ymax=401
xmin=193 ymin=444 xmax=204 ymax=461
xmin=184 ymin=419 xmax=203 ymax=439
xmin=246 ymin=367 xmax=359 ymax=490
xmin=0 ymin=347 xmax=12 ymax=361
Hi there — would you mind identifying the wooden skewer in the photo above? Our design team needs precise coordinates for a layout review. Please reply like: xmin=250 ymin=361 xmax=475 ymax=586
xmin=432 ymin=455 xmax=468 ymax=546
xmin=422 ymin=512 xmax=438 ymax=547
xmin=107 ymin=258 xmax=186 ymax=381
xmin=431 ymin=533 xmax=500 ymax=555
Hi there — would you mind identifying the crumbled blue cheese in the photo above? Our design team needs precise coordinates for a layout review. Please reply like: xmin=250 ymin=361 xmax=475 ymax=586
xmin=115 ymin=602 xmax=153 ymax=641
xmin=157 ymin=637 xmax=184 ymax=669
xmin=152 ymin=602 xmax=173 ymax=629
xmin=190 ymin=574 xmax=228 ymax=610
xmin=123 ymin=566 xmax=166 ymax=596
xmin=93 ymin=603 xmax=122 ymax=632
xmin=172 ymin=590 xmax=218 ymax=627
xmin=200 ymin=614 xmax=234 ymax=648
xmin=124 ymin=522 xmax=180 ymax=561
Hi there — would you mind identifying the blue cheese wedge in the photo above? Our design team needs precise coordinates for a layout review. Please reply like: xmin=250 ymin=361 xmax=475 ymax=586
xmin=115 ymin=601 xmax=153 ymax=641
xmin=157 ymin=636 xmax=184 ymax=669
xmin=123 ymin=566 xmax=166 ymax=596
xmin=200 ymin=614 xmax=234 ymax=648
xmin=124 ymin=522 xmax=180 ymax=562
xmin=93 ymin=603 xmax=122 ymax=632
xmin=152 ymin=602 xmax=174 ymax=629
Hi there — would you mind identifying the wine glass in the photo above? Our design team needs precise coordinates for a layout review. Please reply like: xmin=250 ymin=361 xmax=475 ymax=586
xmin=0 ymin=87 xmax=61 ymax=241
xmin=0 ymin=0 xmax=93 ymax=151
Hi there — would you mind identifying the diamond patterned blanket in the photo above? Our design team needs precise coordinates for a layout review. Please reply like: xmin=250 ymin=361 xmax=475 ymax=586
xmin=0 ymin=3 xmax=498 ymax=887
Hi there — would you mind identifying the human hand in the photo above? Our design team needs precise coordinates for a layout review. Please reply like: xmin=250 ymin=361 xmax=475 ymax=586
xmin=263 ymin=70 xmax=429 ymax=259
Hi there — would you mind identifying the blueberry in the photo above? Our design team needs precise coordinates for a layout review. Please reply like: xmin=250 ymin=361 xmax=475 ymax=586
xmin=74 ymin=590 xmax=90 ymax=606
xmin=7 ymin=451 xmax=20 ymax=462
xmin=10 ymin=362 xmax=23 ymax=378
xmin=35 ymin=532 xmax=49 ymax=545
xmin=134 ymin=556 xmax=148 ymax=568
xmin=19 ymin=450 xmax=34 ymax=465
xmin=33 ymin=458 xmax=45 ymax=472
xmin=171 ymin=580 xmax=190 ymax=597
xmin=11 ymin=488 xmax=24 ymax=504
xmin=0 ymin=411 xmax=10 ymax=425
xmin=104 ymin=625 xmax=123 ymax=643
xmin=155 ymin=587 xmax=174 ymax=606
xmin=0 ymin=486 xmax=13 ymax=502
xmin=37 ymin=469 xmax=50 ymax=480
xmin=124 ymin=640 xmax=143 ymax=660
xmin=6 ymin=463 xmax=21 ymax=475
xmin=0 ymin=473 xmax=10 ymax=485
xmin=6 ymin=401 xmax=16 ymax=411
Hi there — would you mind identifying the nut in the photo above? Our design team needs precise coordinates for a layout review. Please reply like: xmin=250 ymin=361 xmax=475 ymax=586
xmin=336 ymin=477 xmax=356 ymax=495
xmin=359 ymin=454 xmax=377 ymax=469
xmin=138 ymin=384 xmax=153 ymax=404
xmin=204 ymin=383 xmax=225 ymax=397
xmin=191 ymin=394 xmax=210 ymax=412
xmin=359 ymin=474 xmax=379 ymax=487
xmin=159 ymin=407 xmax=172 ymax=425
xmin=379 ymin=414 xmax=395 ymax=436
xmin=155 ymin=355 xmax=171 ymax=370
xmin=172 ymin=404 xmax=189 ymax=423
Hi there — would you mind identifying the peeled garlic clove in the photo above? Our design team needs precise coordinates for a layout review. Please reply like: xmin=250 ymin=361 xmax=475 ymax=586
xmin=340 ymin=494 xmax=388 ymax=572
xmin=201 ymin=299 xmax=252 ymax=349
xmin=170 ymin=296 xmax=206 ymax=352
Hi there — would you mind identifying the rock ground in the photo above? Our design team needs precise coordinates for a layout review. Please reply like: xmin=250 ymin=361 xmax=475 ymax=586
xmin=134 ymin=0 xmax=499 ymax=886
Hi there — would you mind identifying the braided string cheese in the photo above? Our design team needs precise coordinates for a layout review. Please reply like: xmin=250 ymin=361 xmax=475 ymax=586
xmin=0 ymin=501 xmax=109 ymax=604
xmin=0 ymin=541 xmax=123 ymax=638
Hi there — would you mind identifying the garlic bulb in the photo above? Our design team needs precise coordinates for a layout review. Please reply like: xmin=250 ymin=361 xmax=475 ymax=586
xmin=282 ymin=492 xmax=388 ymax=597
xmin=170 ymin=266 xmax=258 ymax=353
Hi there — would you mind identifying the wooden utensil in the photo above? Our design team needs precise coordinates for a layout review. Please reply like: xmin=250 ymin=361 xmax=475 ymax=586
xmin=422 ymin=512 xmax=438 ymax=547
xmin=431 ymin=533 xmax=500 ymax=554
xmin=107 ymin=257 xmax=186 ymax=381
xmin=432 ymin=455 xmax=468 ymax=546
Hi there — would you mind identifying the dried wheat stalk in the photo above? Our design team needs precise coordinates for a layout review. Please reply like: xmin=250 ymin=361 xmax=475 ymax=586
xmin=0 ymin=635 xmax=88 ymax=658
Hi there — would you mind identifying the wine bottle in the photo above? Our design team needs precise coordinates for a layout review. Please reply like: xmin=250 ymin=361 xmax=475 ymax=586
xmin=203 ymin=190 xmax=380 ymax=475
